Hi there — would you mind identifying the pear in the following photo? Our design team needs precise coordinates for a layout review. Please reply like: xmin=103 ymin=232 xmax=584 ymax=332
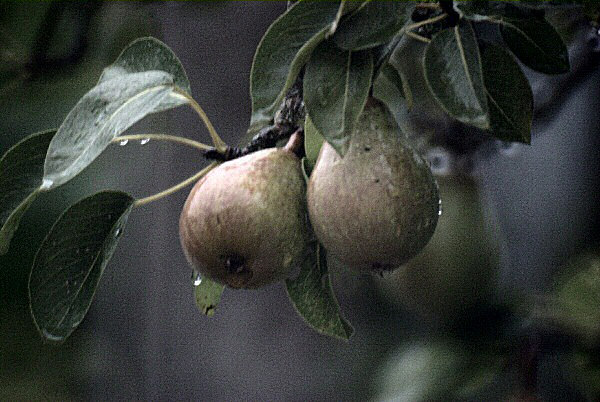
xmin=307 ymin=98 xmax=439 ymax=272
xmin=179 ymin=148 xmax=309 ymax=289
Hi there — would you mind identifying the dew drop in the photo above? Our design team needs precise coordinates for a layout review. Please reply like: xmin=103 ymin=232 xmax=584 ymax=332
xmin=114 ymin=228 xmax=122 ymax=238
xmin=425 ymin=147 xmax=452 ymax=176
xmin=438 ymin=198 xmax=443 ymax=216
xmin=140 ymin=138 xmax=150 ymax=145
xmin=192 ymin=269 xmax=202 ymax=286
xmin=119 ymin=139 xmax=129 ymax=146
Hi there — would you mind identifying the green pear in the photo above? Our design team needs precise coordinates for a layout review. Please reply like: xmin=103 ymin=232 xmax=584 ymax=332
xmin=307 ymin=98 xmax=440 ymax=272
xmin=179 ymin=148 xmax=309 ymax=289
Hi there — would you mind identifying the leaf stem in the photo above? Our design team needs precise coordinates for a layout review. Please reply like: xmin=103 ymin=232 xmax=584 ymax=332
xmin=133 ymin=162 xmax=219 ymax=208
xmin=406 ymin=31 xmax=432 ymax=44
xmin=403 ymin=13 xmax=448 ymax=33
xmin=112 ymin=134 xmax=212 ymax=152
xmin=172 ymin=87 xmax=228 ymax=153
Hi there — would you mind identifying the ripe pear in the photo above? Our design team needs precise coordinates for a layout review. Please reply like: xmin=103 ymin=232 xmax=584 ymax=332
xmin=307 ymin=98 xmax=439 ymax=272
xmin=179 ymin=148 xmax=309 ymax=289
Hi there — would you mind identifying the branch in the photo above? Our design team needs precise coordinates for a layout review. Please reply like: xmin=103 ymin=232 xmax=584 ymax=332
xmin=204 ymin=76 xmax=305 ymax=162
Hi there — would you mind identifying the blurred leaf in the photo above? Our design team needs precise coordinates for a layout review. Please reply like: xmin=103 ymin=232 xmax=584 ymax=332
xmin=29 ymin=191 xmax=134 ymax=342
xmin=0 ymin=130 xmax=55 ymax=255
xmin=43 ymin=37 xmax=191 ymax=189
xmin=303 ymin=114 xmax=324 ymax=170
xmin=332 ymin=1 xmax=410 ymax=50
xmin=304 ymin=40 xmax=372 ymax=156
xmin=565 ymin=349 xmax=600 ymax=401
xmin=500 ymin=16 xmax=570 ymax=74
xmin=480 ymin=43 xmax=532 ymax=143
xmin=547 ymin=248 xmax=600 ymax=347
xmin=286 ymin=242 xmax=353 ymax=340
xmin=375 ymin=341 xmax=467 ymax=401
xmin=376 ymin=340 xmax=504 ymax=400
xmin=373 ymin=63 xmax=412 ymax=111
xmin=249 ymin=1 xmax=340 ymax=133
xmin=194 ymin=278 xmax=225 ymax=317
xmin=424 ymin=21 xmax=489 ymax=129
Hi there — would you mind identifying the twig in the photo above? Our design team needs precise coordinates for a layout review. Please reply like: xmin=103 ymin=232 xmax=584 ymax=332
xmin=204 ymin=77 xmax=305 ymax=162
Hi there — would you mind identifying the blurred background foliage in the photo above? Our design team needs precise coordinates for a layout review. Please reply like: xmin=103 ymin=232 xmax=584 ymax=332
xmin=1 ymin=1 xmax=599 ymax=400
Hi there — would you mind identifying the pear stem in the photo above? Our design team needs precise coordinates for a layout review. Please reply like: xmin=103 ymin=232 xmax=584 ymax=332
xmin=283 ymin=129 xmax=304 ymax=157
xmin=172 ymin=87 xmax=228 ymax=153
xmin=133 ymin=162 xmax=219 ymax=207
xmin=111 ymin=134 xmax=212 ymax=152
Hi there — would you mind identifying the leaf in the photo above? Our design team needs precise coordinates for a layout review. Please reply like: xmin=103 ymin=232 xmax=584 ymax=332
xmin=328 ymin=0 xmax=365 ymax=36
xmin=547 ymin=248 xmax=600 ymax=347
xmin=423 ymin=21 xmax=489 ymax=129
xmin=373 ymin=63 xmax=413 ymax=111
xmin=29 ymin=191 xmax=134 ymax=342
xmin=43 ymin=37 xmax=192 ymax=190
xmin=99 ymin=37 xmax=191 ymax=93
xmin=249 ymin=0 xmax=340 ymax=133
xmin=332 ymin=1 xmax=410 ymax=51
xmin=43 ymin=71 xmax=184 ymax=189
xmin=457 ymin=2 xmax=570 ymax=74
xmin=286 ymin=242 xmax=353 ymax=340
xmin=303 ymin=40 xmax=373 ymax=156
xmin=500 ymin=17 xmax=570 ymax=74
xmin=194 ymin=278 xmax=225 ymax=317
xmin=303 ymin=114 xmax=324 ymax=171
xmin=480 ymin=43 xmax=532 ymax=143
xmin=0 ymin=130 xmax=55 ymax=255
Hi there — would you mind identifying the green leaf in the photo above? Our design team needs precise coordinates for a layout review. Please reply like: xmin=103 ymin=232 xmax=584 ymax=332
xmin=500 ymin=17 xmax=570 ymax=74
xmin=194 ymin=277 xmax=225 ymax=317
xmin=304 ymin=40 xmax=373 ymax=156
xmin=43 ymin=71 xmax=184 ymax=190
xmin=332 ymin=1 xmax=410 ymax=51
xmin=373 ymin=63 xmax=413 ymax=111
xmin=480 ymin=43 xmax=532 ymax=143
xmin=329 ymin=0 xmax=365 ymax=36
xmin=249 ymin=0 xmax=340 ymax=133
xmin=99 ymin=36 xmax=192 ymax=104
xmin=43 ymin=37 xmax=192 ymax=190
xmin=548 ymin=248 xmax=600 ymax=347
xmin=457 ymin=2 xmax=569 ymax=74
xmin=29 ymin=191 xmax=134 ymax=342
xmin=0 ymin=130 xmax=55 ymax=255
xmin=423 ymin=21 xmax=489 ymax=130
xmin=303 ymin=114 xmax=324 ymax=171
xmin=286 ymin=242 xmax=353 ymax=340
